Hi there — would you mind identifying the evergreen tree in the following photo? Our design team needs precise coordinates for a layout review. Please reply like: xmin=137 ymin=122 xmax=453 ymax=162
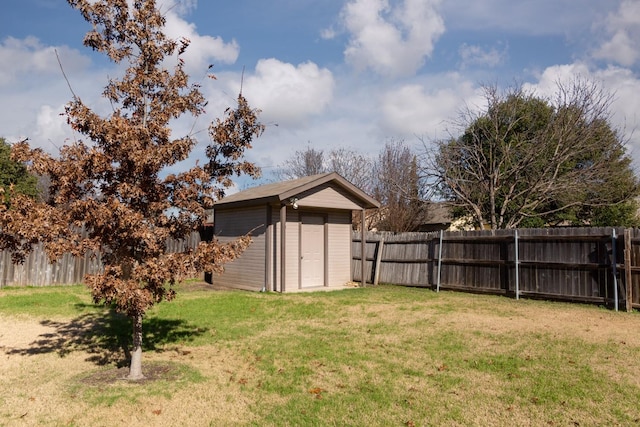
xmin=0 ymin=137 xmax=38 ymax=204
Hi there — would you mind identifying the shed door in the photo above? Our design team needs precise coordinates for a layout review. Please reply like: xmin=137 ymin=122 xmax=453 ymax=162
xmin=301 ymin=214 xmax=325 ymax=288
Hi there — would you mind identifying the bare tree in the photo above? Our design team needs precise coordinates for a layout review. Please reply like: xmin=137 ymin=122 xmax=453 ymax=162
xmin=428 ymin=80 xmax=638 ymax=229
xmin=326 ymin=148 xmax=374 ymax=194
xmin=0 ymin=0 xmax=263 ymax=379
xmin=276 ymin=145 xmax=373 ymax=191
xmin=372 ymin=140 xmax=430 ymax=232
xmin=276 ymin=145 xmax=325 ymax=181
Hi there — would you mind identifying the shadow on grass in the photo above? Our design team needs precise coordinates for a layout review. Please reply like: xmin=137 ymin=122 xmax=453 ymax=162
xmin=6 ymin=306 xmax=204 ymax=367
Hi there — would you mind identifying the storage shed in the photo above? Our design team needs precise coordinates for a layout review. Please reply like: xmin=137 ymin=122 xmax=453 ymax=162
xmin=209 ymin=172 xmax=380 ymax=292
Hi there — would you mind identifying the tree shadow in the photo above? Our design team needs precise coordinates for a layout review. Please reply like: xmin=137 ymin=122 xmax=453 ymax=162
xmin=5 ymin=306 xmax=205 ymax=367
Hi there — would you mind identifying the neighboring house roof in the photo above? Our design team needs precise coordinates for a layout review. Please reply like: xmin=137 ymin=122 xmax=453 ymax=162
xmin=214 ymin=172 xmax=380 ymax=210
xmin=424 ymin=202 xmax=453 ymax=225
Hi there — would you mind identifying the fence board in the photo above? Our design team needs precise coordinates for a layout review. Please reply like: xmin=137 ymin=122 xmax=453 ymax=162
xmin=628 ymin=232 xmax=640 ymax=309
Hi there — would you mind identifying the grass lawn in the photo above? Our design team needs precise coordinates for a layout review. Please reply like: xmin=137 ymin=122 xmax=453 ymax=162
xmin=1 ymin=283 xmax=639 ymax=426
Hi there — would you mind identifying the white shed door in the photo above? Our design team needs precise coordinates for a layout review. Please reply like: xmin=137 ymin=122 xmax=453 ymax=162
xmin=301 ymin=214 xmax=325 ymax=288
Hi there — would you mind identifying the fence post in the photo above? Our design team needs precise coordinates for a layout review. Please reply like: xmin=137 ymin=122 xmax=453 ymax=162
xmin=515 ymin=230 xmax=520 ymax=300
xmin=437 ymin=230 xmax=443 ymax=292
xmin=373 ymin=239 xmax=385 ymax=286
xmin=361 ymin=209 xmax=367 ymax=287
xmin=612 ymin=229 xmax=618 ymax=312
xmin=624 ymin=228 xmax=633 ymax=312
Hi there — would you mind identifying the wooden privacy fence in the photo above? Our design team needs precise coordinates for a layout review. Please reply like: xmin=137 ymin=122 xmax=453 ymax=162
xmin=352 ymin=227 xmax=640 ymax=311
xmin=0 ymin=232 xmax=201 ymax=287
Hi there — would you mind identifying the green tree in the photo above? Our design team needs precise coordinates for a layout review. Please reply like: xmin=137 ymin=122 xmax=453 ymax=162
xmin=0 ymin=0 xmax=263 ymax=379
xmin=0 ymin=137 xmax=38 ymax=204
xmin=431 ymin=81 xmax=639 ymax=229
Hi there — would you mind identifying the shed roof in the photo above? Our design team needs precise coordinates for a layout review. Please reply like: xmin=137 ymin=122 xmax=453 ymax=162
xmin=215 ymin=172 xmax=380 ymax=210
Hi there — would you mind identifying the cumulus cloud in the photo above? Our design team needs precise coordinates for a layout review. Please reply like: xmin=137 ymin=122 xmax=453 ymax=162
xmin=458 ymin=43 xmax=506 ymax=69
xmin=0 ymin=36 xmax=99 ymax=151
xmin=522 ymin=63 xmax=591 ymax=96
xmin=0 ymin=37 xmax=90 ymax=87
xmin=381 ymin=74 xmax=479 ymax=136
xmin=320 ymin=27 xmax=338 ymax=40
xmin=592 ymin=0 xmax=640 ymax=67
xmin=340 ymin=0 xmax=445 ymax=77
xmin=241 ymin=58 xmax=335 ymax=126
xmin=163 ymin=8 xmax=239 ymax=74
xmin=31 ymin=104 xmax=74 ymax=148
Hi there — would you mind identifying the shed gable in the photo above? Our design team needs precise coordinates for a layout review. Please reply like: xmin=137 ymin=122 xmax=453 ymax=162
xmin=296 ymin=182 xmax=363 ymax=210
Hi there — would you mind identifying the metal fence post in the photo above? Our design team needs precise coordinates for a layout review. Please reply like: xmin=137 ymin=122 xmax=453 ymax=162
xmin=624 ymin=228 xmax=633 ymax=312
xmin=515 ymin=230 xmax=520 ymax=300
xmin=437 ymin=230 xmax=443 ymax=292
xmin=612 ymin=229 xmax=618 ymax=312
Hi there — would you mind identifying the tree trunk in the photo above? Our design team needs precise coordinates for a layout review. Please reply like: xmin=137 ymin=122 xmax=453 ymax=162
xmin=128 ymin=313 xmax=144 ymax=380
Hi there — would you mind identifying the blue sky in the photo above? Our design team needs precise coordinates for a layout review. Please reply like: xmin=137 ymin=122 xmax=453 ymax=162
xmin=1 ymin=0 xmax=640 ymax=190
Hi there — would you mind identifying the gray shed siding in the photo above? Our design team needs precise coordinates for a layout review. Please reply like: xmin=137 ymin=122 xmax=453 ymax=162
xmin=271 ymin=209 xmax=282 ymax=291
xmin=213 ymin=205 xmax=267 ymax=291
xmin=297 ymin=183 xmax=363 ymax=210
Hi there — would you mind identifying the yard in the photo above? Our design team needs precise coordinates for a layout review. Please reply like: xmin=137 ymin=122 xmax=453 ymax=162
xmin=1 ymin=283 xmax=639 ymax=426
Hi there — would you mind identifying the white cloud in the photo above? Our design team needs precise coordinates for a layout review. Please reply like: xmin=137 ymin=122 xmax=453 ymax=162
xmin=0 ymin=37 xmax=90 ymax=87
xmin=458 ymin=43 xmax=506 ymax=69
xmin=320 ymin=27 xmax=337 ymax=40
xmin=31 ymin=104 xmax=74 ymax=148
xmin=0 ymin=36 xmax=100 ymax=151
xmin=163 ymin=9 xmax=239 ymax=74
xmin=593 ymin=0 xmax=640 ymax=67
xmin=522 ymin=63 xmax=590 ymax=96
xmin=340 ymin=0 xmax=445 ymax=77
xmin=241 ymin=59 xmax=335 ymax=127
xmin=381 ymin=74 xmax=479 ymax=137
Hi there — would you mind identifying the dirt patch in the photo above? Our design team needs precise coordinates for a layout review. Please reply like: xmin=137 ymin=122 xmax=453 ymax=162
xmin=0 ymin=315 xmax=57 ymax=350
xmin=80 ymin=362 xmax=182 ymax=385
